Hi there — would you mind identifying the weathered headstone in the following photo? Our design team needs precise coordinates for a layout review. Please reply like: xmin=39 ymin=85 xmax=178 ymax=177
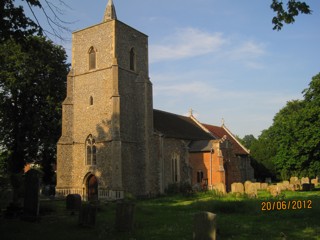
xmin=66 ymin=194 xmax=82 ymax=211
xmin=290 ymin=177 xmax=301 ymax=190
xmin=22 ymin=169 xmax=40 ymax=221
xmin=267 ymin=185 xmax=281 ymax=197
xmin=311 ymin=178 xmax=318 ymax=186
xmin=193 ymin=211 xmax=217 ymax=240
xmin=244 ymin=181 xmax=252 ymax=192
xmin=301 ymin=177 xmax=310 ymax=184
xmin=115 ymin=202 xmax=135 ymax=232
xmin=245 ymin=182 xmax=258 ymax=197
xmin=231 ymin=183 xmax=244 ymax=194
xmin=282 ymin=181 xmax=290 ymax=186
xmin=212 ymin=183 xmax=226 ymax=195
xmin=78 ymin=203 xmax=96 ymax=227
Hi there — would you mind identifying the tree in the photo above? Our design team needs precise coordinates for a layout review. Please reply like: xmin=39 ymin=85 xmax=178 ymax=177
xmin=271 ymin=0 xmax=312 ymax=30
xmin=239 ymin=134 xmax=277 ymax=181
xmin=1 ymin=0 xmax=70 ymax=44
xmin=253 ymin=73 xmax=320 ymax=180
xmin=0 ymin=36 xmax=69 ymax=183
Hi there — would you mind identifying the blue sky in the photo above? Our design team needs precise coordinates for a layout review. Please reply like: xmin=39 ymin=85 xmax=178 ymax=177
xmin=23 ymin=0 xmax=320 ymax=137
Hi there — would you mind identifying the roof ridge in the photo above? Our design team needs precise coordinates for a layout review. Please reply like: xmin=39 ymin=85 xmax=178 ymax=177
xmin=221 ymin=125 xmax=250 ymax=154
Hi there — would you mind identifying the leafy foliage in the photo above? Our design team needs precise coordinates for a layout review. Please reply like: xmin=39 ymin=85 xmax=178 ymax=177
xmin=0 ymin=36 xmax=69 ymax=183
xmin=271 ymin=0 xmax=312 ymax=30
xmin=247 ymin=73 xmax=320 ymax=180
xmin=0 ymin=0 xmax=42 ymax=43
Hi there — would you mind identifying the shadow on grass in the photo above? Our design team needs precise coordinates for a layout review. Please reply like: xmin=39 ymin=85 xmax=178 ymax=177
xmin=0 ymin=191 xmax=319 ymax=240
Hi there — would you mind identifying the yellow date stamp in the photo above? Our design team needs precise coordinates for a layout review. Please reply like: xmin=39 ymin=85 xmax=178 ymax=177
xmin=261 ymin=200 xmax=312 ymax=211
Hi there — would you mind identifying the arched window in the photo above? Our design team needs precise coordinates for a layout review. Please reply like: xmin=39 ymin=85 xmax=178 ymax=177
xmin=86 ymin=135 xmax=97 ymax=165
xmin=89 ymin=96 xmax=93 ymax=105
xmin=88 ymin=47 xmax=96 ymax=70
xmin=129 ymin=47 xmax=135 ymax=71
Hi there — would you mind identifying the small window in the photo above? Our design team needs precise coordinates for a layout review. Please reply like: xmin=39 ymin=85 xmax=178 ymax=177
xmin=130 ymin=47 xmax=135 ymax=71
xmin=171 ymin=154 xmax=180 ymax=183
xmin=86 ymin=135 xmax=97 ymax=165
xmin=89 ymin=47 xmax=96 ymax=70
xmin=197 ymin=170 xmax=204 ymax=183
xmin=89 ymin=96 xmax=93 ymax=105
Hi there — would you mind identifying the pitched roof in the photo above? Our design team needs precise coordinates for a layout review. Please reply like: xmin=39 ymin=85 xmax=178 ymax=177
xmin=153 ymin=109 xmax=213 ymax=140
xmin=203 ymin=124 xmax=249 ymax=155
xmin=188 ymin=140 xmax=214 ymax=152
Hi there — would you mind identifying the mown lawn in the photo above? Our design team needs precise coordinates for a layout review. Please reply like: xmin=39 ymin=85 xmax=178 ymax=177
xmin=1 ymin=190 xmax=320 ymax=240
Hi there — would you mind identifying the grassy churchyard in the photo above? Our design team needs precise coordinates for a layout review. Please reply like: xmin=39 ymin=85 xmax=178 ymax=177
xmin=0 ymin=189 xmax=320 ymax=240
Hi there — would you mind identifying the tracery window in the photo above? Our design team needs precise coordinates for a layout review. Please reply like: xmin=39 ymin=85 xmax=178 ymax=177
xmin=86 ymin=134 xmax=97 ymax=165
xmin=171 ymin=153 xmax=180 ymax=183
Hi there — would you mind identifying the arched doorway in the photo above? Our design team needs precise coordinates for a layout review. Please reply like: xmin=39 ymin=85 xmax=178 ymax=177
xmin=86 ymin=174 xmax=98 ymax=201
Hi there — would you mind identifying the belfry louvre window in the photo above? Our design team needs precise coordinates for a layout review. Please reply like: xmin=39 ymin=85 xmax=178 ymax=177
xmin=129 ymin=47 xmax=135 ymax=71
xmin=86 ymin=135 xmax=97 ymax=165
xmin=88 ymin=47 xmax=96 ymax=70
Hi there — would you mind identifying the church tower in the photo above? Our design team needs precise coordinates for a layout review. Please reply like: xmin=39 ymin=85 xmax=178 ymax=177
xmin=56 ymin=0 xmax=154 ymax=200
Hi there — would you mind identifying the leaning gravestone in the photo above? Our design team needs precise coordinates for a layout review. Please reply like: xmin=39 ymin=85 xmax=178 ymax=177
xmin=78 ymin=203 xmax=96 ymax=227
xmin=22 ymin=169 xmax=40 ymax=221
xmin=115 ymin=202 xmax=135 ymax=232
xmin=193 ymin=211 xmax=217 ymax=240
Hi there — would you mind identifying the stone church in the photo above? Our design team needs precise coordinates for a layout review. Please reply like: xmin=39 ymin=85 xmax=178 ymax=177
xmin=56 ymin=0 xmax=254 ymax=200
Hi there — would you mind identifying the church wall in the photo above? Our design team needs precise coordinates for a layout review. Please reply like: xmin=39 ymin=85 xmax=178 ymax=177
xmin=189 ymin=150 xmax=225 ymax=188
xmin=72 ymin=21 xmax=114 ymax=75
xmin=114 ymin=21 xmax=153 ymax=196
xmin=161 ymin=138 xmax=190 ymax=191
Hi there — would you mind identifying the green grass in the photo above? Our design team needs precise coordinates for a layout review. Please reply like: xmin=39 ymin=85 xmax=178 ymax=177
xmin=1 ymin=190 xmax=320 ymax=240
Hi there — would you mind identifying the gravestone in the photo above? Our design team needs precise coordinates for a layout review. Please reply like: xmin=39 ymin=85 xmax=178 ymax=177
xmin=115 ymin=202 xmax=135 ymax=232
xmin=245 ymin=182 xmax=258 ymax=197
xmin=290 ymin=177 xmax=301 ymax=190
xmin=311 ymin=178 xmax=318 ymax=186
xmin=244 ymin=181 xmax=252 ymax=192
xmin=261 ymin=183 xmax=268 ymax=190
xmin=193 ymin=211 xmax=217 ymax=240
xmin=78 ymin=203 xmax=96 ymax=227
xmin=301 ymin=177 xmax=310 ymax=184
xmin=282 ymin=181 xmax=290 ymax=186
xmin=212 ymin=183 xmax=226 ymax=195
xmin=66 ymin=194 xmax=82 ymax=211
xmin=267 ymin=185 xmax=281 ymax=197
xmin=22 ymin=169 xmax=40 ymax=221
xmin=231 ymin=183 xmax=244 ymax=194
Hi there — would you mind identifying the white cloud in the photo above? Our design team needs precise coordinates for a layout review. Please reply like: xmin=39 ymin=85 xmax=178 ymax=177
xmin=150 ymin=28 xmax=227 ymax=63
xmin=154 ymin=81 xmax=218 ymax=99
xmin=226 ymin=41 xmax=267 ymax=68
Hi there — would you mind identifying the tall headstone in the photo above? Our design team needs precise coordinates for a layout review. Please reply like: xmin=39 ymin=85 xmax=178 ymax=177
xmin=115 ymin=202 xmax=135 ymax=232
xmin=22 ymin=169 xmax=40 ymax=221
xmin=78 ymin=203 xmax=97 ymax=227
xmin=193 ymin=211 xmax=217 ymax=240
